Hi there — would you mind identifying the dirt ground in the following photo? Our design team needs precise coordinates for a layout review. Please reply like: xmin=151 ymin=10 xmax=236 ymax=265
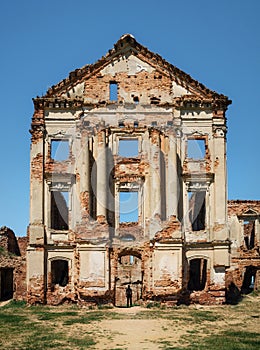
xmin=88 ymin=306 xmax=187 ymax=349
xmin=1 ymin=295 xmax=260 ymax=349
xmin=76 ymin=298 xmax=260 ymax=349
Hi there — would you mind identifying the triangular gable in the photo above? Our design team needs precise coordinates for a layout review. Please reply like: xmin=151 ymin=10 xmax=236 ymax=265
xmin=242 ymin=208 xmax=259 ymax=216
xmin=43 ymin=34 xmax=230 ymax=106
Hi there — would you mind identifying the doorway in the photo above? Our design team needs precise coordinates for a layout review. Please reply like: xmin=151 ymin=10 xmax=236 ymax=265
xmin=115 ymin=254 xmax=143 ymax=307
xmin=0 ymin=268 xmax=14 ymax=301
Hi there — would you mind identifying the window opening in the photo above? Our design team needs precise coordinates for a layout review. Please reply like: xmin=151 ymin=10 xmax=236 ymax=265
xmin=51 ymin=260 xmax=68 ymax=286
xmin=133 ymin=96 xmax=139 ymax=104
xmin=188 ymin=191 xmax=206 ymax=231
xmin=188 ymin=258 xmax=207 ymax=291
xmin=109 ymin=82 xmax=118 ymax=101
xmin=120 ymin=234 xmax=135 ymax=242
xmin=119 ymin=191 xmax=138 ymax=223
xmin=150 ymin=96 xmax=160 ymax=104
xmin=51 ymin=191 xmax=69 ymax=230
xmin=119 ymin=139 xmax=138 ymax=157
xmin=243 ymin=220 xmax=255 ymax=250
xmin=187 ymin=139 xmax=205 ymax=159
xmin=51 ymin=140 xmax=69 ymax=161
xmin=119 ymin=255 xmax=135 ymax=265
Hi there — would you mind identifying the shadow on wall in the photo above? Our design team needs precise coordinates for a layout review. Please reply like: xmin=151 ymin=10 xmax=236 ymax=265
xmin=226 ymin=282 xmax=242 ymax=305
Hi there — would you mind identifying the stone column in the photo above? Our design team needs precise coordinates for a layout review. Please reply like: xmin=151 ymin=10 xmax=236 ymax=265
xmin=212 ymin=123 xmax=228 ymax=240
xmin=150 ymin=129 xmax=161 ymax=218
xmin=183 ymin=183 xmax=190 ymax=231
xmin=79 ymin=134 xmax=90 ymax=219
xmin=255 ymin=219 xmax=260 ymax=247
xmin=96 ymin=129 xmax=107 ymax=221
xmin=167 ymin=133 xmax=178 ymax=218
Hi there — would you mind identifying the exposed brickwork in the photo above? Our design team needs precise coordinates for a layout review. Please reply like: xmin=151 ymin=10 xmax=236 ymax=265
xmin=227 ymin=200 xmax=260 ymax=302
xmin=228 ymin=200 xmax=260 ymax=216
xmin=0 ymin=227 xmax=27 ymax=301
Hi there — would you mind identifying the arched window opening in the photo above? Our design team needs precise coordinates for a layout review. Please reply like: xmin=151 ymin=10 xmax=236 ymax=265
xmin=51 ymin=260 xmax=68 ymax=287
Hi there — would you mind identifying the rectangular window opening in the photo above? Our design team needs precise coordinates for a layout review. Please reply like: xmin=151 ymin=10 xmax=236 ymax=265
xmin=51 ymin=140 xmax=69 ymax=161
xmin=119 ymin=191 xmax=138 ymax=223
xmin=109 ymin=82 xmax=118 ymax=101
xmin=51 ymin=191 xmax=69 ymax=230
xmin=120 ymin=255 xmax=135 ymax=265
xmin=243 ymin=220 xmax=255 ymax=250
xmin=119 ymin=139 xmax=138 ymax=157
xmin=187 ymin=139 xmax=205 ymax=159
xmin=188 ymin=191 xmax=206 ymax=231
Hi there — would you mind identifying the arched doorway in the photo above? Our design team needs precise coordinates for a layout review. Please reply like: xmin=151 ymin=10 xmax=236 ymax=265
xmin=115 ymin=252 xmax=143 ymax=307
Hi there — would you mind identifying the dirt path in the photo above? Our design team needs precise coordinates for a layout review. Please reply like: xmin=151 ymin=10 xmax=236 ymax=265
xmin=87 ymin=302 xmax=260 ymax=349
xmin=93 ymin=318 xmax=179 ymax=349
xmin=87 ymin=306 xmax=189 ymax=349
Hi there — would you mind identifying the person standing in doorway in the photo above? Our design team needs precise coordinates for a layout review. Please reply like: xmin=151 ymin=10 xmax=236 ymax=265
xmin=126 ymin=284 xmax=132 ymax=307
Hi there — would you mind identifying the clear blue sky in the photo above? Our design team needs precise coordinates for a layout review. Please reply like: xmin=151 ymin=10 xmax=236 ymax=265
xmin=0 ymin=0 xmax=259 ymax=236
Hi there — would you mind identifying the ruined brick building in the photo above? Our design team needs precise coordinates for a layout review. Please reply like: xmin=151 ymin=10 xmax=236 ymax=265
xmin=26 ymin=34 xmax=260 ymax=306
xmin=0 ymin=227 xmax=27 ymax=301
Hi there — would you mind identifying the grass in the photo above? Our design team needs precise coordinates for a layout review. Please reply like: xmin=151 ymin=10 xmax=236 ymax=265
xmin=0 ymin=292 xmax=259 ymax=349
xmin=188 ymin=309 xmax=221 ymax=322
xmin=173 ymin=331 xmax=260 ymax=350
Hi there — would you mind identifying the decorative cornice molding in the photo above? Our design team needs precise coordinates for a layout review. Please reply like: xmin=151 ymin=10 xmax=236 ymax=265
xmin=33 ymin=95 xmax=231 ymax=112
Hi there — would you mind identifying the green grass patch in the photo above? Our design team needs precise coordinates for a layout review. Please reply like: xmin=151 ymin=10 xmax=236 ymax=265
xmin=188 ymin=310 xmax=221 ymax=322
xmin=0 ymin=313 xmax=26 ymax=324
xmin=68 ymin=336 xmax=96 ymax=348
xmin=63 ymin=310 xmax=105 ymax=325
xmin=189 ymin=331 xmax=260 ymax=350
xmin=35 ymin=309 xmax=78 ymax=320
xmin=2 ymin=300 xmax=27 ymax=308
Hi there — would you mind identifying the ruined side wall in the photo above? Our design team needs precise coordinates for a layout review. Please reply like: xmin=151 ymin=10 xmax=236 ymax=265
xmin=0 ymin=227 xmax=27 ymax=301
xmin=226 ymin=200 xmax=260 ymax=301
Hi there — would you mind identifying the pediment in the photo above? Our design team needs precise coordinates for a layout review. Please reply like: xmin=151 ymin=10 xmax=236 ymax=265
xmin=41 ymin=34 xmax=230 ymax=107
xmin=242 ymin=208 xmax=259 ymax=216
